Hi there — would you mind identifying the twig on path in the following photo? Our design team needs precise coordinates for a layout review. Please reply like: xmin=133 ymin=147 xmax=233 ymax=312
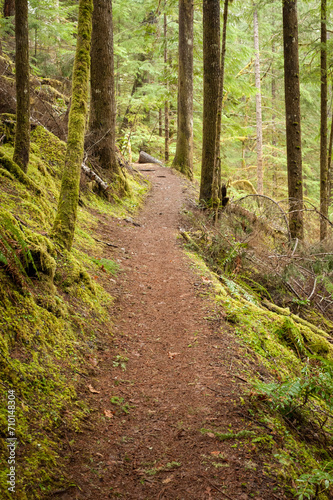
xmin=206 ymin=386 xmax=232 ymax=397
xmin=232 ymin=374 xmax=248 ymax=383
xmin=198 ymin=475 xmax=233 ymax=500
xmin=93 ymin=237 xmax=119 ymax=248
xmin=157 ymin=486 xmax=168 ymax=499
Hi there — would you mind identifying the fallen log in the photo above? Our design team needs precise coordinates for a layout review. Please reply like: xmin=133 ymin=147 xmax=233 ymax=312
xmin=82 ymin=164 xmax=109 ymax=191
xmin=138 ymin=151 xmax=163 ymax=166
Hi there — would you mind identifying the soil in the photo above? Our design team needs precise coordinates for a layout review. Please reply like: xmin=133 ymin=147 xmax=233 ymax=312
xmin=54 ymin=164 xmax=287 ymax=500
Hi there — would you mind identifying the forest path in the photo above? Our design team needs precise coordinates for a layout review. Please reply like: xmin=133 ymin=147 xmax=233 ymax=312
xmin=57 ymin=164 xmax=286 ymax=500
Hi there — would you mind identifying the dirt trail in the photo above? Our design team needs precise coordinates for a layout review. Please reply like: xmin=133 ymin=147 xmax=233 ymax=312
xmin=57 ymin=165 xmax=286 ymax=499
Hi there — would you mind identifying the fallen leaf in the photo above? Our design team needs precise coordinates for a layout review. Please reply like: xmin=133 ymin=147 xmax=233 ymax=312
xmin=168 ymin=351 xmax=180 ymax=359
xmin=88 ymin=384 xmax=100 ymax=394
xmin=104 ymin=409 xmax=113 ymax=418
xmin=162 ymin=474 xmax=174 ymax=484
xmin=210 ymin=451 xmax=222 ymax=456
xmin=206 ymin=432 xmax=215 ymax=439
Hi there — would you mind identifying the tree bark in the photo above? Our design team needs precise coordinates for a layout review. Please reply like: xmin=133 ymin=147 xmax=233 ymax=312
xmin=51 ymin=0 xmax=93 ymax=251
xmin=172 ymin=0 xmax=194 ymax=180
xmin=200 ymin=0 xmax=220 ymax=204
xmin=253 ymin=6 xmax=263 ymax=195
xmin=320 ymin=0 xmax=328 ymax=240
xmin=4 ymin=0 xmax=15 ymax=17
xmin=212 ymin=0 xmax=229 ymax=206
xmin=272 ymin=13 xmax=277 ymax=197
xmin=88 ymin=0 xmax=124 ymax=181
xmin=13 ymin=0 xmax=30 ymax=173
xmin=282 ymin=0 xmax=304 ymax=239
xmin=164 ymin=14 xmax=169 ymax=162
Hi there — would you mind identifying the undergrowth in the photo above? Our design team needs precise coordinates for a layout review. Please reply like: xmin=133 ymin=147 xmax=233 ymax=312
xmin=0 ymin=126 xmax=147 ymax=498
xmin=185 ymin=247 xmax=333 ymax=500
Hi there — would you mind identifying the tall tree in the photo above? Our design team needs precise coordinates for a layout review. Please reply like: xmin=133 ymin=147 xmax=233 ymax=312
xmin=88 ymin=0 xmax=125 ymax=185
xmin=320 ymin=0 xmax=328 ymax=240
xmin=172 ymin=0 xmax=194 ymax=179
xmin=212 ymin=0 xmax=229 ymax=206
xmin=200 ymin=0 xmax=220 ymax=203
xmin=282 ymin=0 xmax=304 ymax=239
xmin=164 ymin=13 xmax=170 ymax=162
xmin=253 ymin=6 xmax=263 ymax=195
xmin=13 ymin=0 xmax=30 ymax=173
xmin=51 ymin=0 xmax=93 ymax=251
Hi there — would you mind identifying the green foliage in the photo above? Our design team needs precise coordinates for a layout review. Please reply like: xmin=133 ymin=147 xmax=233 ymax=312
xmin=296 ymin=462 xmax=333 ymax=500
xmin=91 ymin=257 xmax=120 ymax=275
xmin=113 ymin=354 xmax=129 ymax=371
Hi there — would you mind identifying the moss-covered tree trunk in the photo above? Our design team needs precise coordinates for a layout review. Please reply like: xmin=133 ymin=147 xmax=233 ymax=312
xmin=282 ymin=0 xmax=304 ymax=240
xmin=164 ymin=14 xmax=170 ymax=163
xmin=51 ymin=0 xmax=93 ymax=251
xmin=200 ymin=0 xmax=220 ymax=204
xmin=172 ymin=0 xmax=193 ymax=179
xmin=320 ymin=0 xmax=328 ymax=240
xmin=13 ymin=0 xmax=30 ymax=173
xmin=88 ymin=0 xmax=124 ymax=183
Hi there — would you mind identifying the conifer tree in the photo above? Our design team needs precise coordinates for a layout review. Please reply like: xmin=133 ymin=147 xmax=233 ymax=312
xmin=51 ymin=0 xmax=93 ymax=251
xmin=200 ymin=0 xmax=220 ymax=204
xmin=172 ymin=0 xmax=194 ymax=179
xmin=13 ymin=0 xmax=30 ymax=173
xmin=88 ymin=0 xmax=125 ymax=186
xmin=282 ymin=0 xmax=304 ymax=239
xmin=320 ymin=0 xmax=328 ymax=240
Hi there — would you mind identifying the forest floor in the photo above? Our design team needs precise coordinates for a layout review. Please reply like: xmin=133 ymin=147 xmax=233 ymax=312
xmin=54 ymin=164 xmax=288 ymax=500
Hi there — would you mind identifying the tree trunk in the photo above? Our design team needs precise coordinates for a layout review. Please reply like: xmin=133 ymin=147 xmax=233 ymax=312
xmin=164 ymin=14 xmax=169 ymax=162
xmin=200 ymin=0 xmax=220 ymax=204
xmin=320 ymin=0 xmax=328 ymax=240
xmin=88 ymin=0 xmax=124 ymax=183
xmin=13 ymin=0 xmax=30 ymax=173
xmin=282 ymin=0 xmax=304 ymax=240
xmin=51 ymin=0 xmax=93 ymax=251
xmin=328 ymin=86 xmax=333 ymax=209
xmin=4 ymin=0 xmax=15 ymax=17
xmin=272 ymin=13 xmax=277 ymax=197
xmin=212 ymin=0 xmax=229 ymax=206
xmin=172 ymin=0 xmax=194 ymax=179
xmin=253 ymin=7 xmax=263 ymax=195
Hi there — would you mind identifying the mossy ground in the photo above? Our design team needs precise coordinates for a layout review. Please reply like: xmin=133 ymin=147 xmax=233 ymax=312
xmin=185 ymin=249 xmax=333 ymax=499
xmin=0 ymin=126 xmax=147 ymax=498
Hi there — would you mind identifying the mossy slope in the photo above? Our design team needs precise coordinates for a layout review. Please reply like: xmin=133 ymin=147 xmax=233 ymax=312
xmin=0 ymin=126 xmax=147 ymax=498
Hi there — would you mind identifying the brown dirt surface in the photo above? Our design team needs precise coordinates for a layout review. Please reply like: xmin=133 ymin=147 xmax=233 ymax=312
xmin=54 ymin=164 xmax=287 ymax=499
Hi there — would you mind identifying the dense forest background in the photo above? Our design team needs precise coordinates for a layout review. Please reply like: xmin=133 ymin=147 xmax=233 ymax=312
xmin=1 ymin=0 xmax=332 ymax=210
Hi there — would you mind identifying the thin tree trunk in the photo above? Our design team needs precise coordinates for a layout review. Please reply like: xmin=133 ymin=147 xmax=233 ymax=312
xmin=282 ymin=0 xmax=304 ymax=240
xmin=172 ymin=0 xmax=194 ymax=179
xmin=88 ymin=0 xmax=125 ymax=184
xmin=51 ymin=0 xmax=93 ymax=251
xmin=253 ymin=6 xmax=263 ymax=195
xmin=200 ymin=0 xmax=220 ymax=203
xmin=13 ymin=0 xmax=30 ymax=173
xmin=272 ymin=18 xmax=277 ymax=197
xmin=164 ymin=14 xmax=169 ymax=162
xmin=320 ymin=0 xmax=328 ymax=240
xmin=212 ymin=0 xmax=229 ymax=206
xmin=159 ymin=108 xmax=162 ymax=137
xmin=328 ymin=83 xmax=333 ymax=208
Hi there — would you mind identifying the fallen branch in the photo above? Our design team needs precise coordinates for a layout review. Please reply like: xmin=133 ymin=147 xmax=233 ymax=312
xmin=82 ymin=163 xmax=109 ymax=191
xmin=93 ymin=237 xmax=118 ymax=248
xmin=262 ymin=299 xmax=329 ymax=337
